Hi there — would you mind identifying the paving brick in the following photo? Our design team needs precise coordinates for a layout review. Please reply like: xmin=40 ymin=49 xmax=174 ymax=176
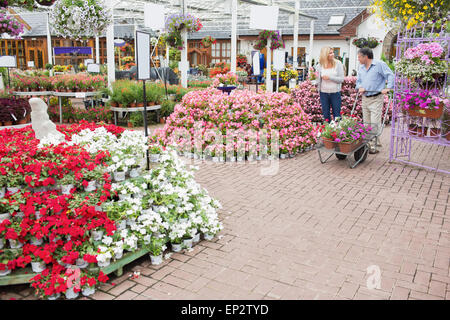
xmin=108 ymin=280 xmax=136 ymax=296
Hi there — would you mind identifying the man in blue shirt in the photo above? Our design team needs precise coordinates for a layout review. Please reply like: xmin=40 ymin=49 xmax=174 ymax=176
xmin=356 ymin=48 xmax=394 ymax=154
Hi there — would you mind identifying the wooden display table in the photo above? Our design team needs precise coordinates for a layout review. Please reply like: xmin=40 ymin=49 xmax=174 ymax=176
xmin=111 ymin=105 xmax=161 ymax=125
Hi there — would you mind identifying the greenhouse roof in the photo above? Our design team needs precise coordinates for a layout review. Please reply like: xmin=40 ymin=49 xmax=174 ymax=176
xmin=12 ymin=0 xmax=373 ymax=39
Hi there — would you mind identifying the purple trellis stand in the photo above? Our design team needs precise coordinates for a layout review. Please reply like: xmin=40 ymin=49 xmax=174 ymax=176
xmin=389 ymin=24 xmax=449 ymax=174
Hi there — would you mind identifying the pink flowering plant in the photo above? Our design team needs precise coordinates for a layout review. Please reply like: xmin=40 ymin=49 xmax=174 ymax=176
xmin=398 ymin=88 xmax=449 ymax=112
xmin=153 ymin=88 xmax=318 ymax=157
xmin=0 ymin=10 xmax=25 ymax=38
xmin=395 ymin=42 xmax=448 ymax=82
xmin=212 ymin=72 xmax=238 ymax=87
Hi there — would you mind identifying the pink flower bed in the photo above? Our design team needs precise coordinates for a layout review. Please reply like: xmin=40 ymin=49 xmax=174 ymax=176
xmin=153 ymin=88 xmax=318 ymax=156
xmin=291 ymin=77 xmax=392 ymax=123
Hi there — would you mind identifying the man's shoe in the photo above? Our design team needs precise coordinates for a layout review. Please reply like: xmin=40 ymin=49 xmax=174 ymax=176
xmin=369 ymin=149 xmax=379 ymax=154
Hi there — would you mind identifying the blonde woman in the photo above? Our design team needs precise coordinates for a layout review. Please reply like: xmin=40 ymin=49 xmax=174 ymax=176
xmin=317 ymin=47 xmax=345 ymax=122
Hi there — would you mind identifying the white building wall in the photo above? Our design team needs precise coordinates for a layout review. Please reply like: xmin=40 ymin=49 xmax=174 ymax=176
xmin=349 ymin=14 xmax=390 ymax=74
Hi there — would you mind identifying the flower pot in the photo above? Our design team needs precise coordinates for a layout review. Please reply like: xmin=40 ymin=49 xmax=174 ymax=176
xmin=91 ymin=230 xmax=104 ymax=241
xmin=407 ymin=104 xmax=444 ymax=119
xmin=0 ymin=267 xmax=11 ymax=276
xmin=97 ymin=259 xmax=110 ymax=268
xmin=17 ymin=118 xmax=27 ymax=125
xmin=31 ymin=261 xmax=46 ymax=273
xmin=113 ymin=171 xmax=126 ymax=182
xmin=127 ymin=121 xmax=133 ymax=128
xmin=337 ymin=140 xmax=362 ymax=154
xmin=61 ymin=184 xmax=74 ymax=195
xmin=408 ymin=124 xmax=418 ymax=136
xmin=0 ymin=212 xmax=11 ymax=223
xmin=150 ymin=254 xmax=163 ymax=265
xmin=76 ymin=258 xmax=88 ymax=269
xmin=47 ymin=293 xmax=61 ymax=300
xmin=280 ymin=153 xmax=287 ymax=159
xmin=0 ymin=187 xmax=5 ymax=198
xmin=3 ymin=121 xmax=12 ymax=126
xmin=149 ymin=154 xmax=160 ymax=163
xmin=82 ymin=287 xmax=96 ymax=297
xmin=6 ymin=186 xmax=20 ymax=195
xmin=0 ymin=238 xmax=3 ymax=249
xmin=322 ymin=138 xmax=336 ymax=149
xmin=118 ymin=194 xmax=132 ymax=201
xmin=30 ymin=237 xmax=43 ymax=246
xmin=417 ymin=127 xmax=428 ymax=138
xmin=193 ymin=233 xmax=200 ymax=244
xmin=171 ymin=243 xmax=182 ymax=252
xmin=65 ymin=287 xmax=79 ymax=300
xmin=15 ymin=212 xmax=24 ymax=219
xmin=429 ymin=128 xmax=440 ymax=138
xmin=183 ymin=238 xmax=193 ymax=249
xmin=236 ymin=156 xmax=244 ymax=162
xmin=227 ymin=157 xmax=236 ymax=162
xmin=203 ymin=233 xmax=214 ymax=241
xmin=212 ymin=156 xmax=219 ymax=163
xmin=116 ymin=220 xmax=127 ymax=231
xmin=84 ymin=180 xmax=97 ymax=192
xmin=160 ymin=117 xmax=165 ymax=124
xmin=114 ymin=248 xmax=123 ymax=260
xmin=9 ymin=239 xmax=23 ymax=249
xmin=129 ymin=167 xmax=141 ymax=178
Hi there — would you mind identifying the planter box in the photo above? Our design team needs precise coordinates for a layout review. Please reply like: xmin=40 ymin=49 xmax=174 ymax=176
xmin=322 ymin=138 xmax=336 ymax=149
xmin=337 ymin=140 xmax=362 ymax=154
xmin=407 ymin=104 xmax=443 ymax=119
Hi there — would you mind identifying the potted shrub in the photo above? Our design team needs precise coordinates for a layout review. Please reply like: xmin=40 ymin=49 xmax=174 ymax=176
xmin=0 ymin=249 xmax=18 ymax=276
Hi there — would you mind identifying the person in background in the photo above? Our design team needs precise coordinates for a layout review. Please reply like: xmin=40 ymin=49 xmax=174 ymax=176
xmin=355 ymin=47 xmax=394 ymax=154
xmin=317 ymin=46 xmax=345 ymax=122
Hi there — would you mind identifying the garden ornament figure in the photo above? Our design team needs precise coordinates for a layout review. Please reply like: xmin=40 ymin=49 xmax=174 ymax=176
xmin=29 ymin=98 xmax=65 ymax=141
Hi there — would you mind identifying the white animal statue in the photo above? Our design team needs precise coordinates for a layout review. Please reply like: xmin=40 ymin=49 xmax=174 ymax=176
xmin=29 ymin=98 xmax=65 ymax=141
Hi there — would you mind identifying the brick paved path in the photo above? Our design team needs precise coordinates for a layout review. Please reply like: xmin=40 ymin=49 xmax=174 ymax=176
xmin=1 ymin=125 xmax=449 ymax=300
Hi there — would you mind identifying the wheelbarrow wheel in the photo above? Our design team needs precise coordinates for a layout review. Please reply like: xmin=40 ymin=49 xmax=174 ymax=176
xmin=354 ymin=146 xmax=368 ymax=163
xmin=335 ymin=153 xmax=347 ymax=160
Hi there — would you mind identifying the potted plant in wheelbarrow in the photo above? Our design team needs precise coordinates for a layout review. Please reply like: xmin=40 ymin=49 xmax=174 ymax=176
xmin=335 ymin=116 xmax=372 ymax=153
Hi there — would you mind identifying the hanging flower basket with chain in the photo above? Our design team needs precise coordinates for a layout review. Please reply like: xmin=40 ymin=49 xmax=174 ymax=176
xmin=253 ymin=30 xmax=284 ymax=51
xmin=165 ymin=13 xmax=202 ymax=50
xmin=49 ymin=0 xmax=112 ymax=41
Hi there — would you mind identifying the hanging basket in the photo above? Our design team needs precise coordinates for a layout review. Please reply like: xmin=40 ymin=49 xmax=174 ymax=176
xmin=49 ymin=0 xmax=112 ymax=41
xmin=407 ymin=103 xmax=444 ymax=119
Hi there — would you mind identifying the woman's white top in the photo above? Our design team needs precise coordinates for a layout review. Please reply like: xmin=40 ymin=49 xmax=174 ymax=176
xmin=320 ymin=65 xmax=340 ymax=93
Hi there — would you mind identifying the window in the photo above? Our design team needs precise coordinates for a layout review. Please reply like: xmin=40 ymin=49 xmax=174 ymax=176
xmin=328 ymin=15 xmax=345 ymax=26
xmin=211 ymin=40 xmax=232 ymax=65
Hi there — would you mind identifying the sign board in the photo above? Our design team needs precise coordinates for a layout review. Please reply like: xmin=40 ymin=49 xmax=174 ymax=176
xmin=75 ymin=92 xmax=86 ymax=98
xmin=87 ymin=63 xmax=100 ymax=73
xmin=28 ymin=61 xmax=35 ymax=68
xmin=0 ymin=56 xmax=17 ymax=68
xmin=84 ymin=59 xmax=94 ymax=66
xmin=136 ymin=31 xmax=151 ymax=80
xmin=144 ymin=3 xmax=165 ymax=30
xmin=249 ymin=5 xmax=279 ymax=30
xmin=252 ymin=51 xmax=260 ymax=75
xmin=273 ymin=50 xmax=285 ymax=71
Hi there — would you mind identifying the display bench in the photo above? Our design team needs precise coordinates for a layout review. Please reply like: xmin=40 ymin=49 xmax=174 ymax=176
xmin=0 ymin=248 xmax=151 ymax=286
xmin=12 ymin=91 xmax=102 ymax=124
xmin=111 ymin=105 xmax=161 ymax=126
